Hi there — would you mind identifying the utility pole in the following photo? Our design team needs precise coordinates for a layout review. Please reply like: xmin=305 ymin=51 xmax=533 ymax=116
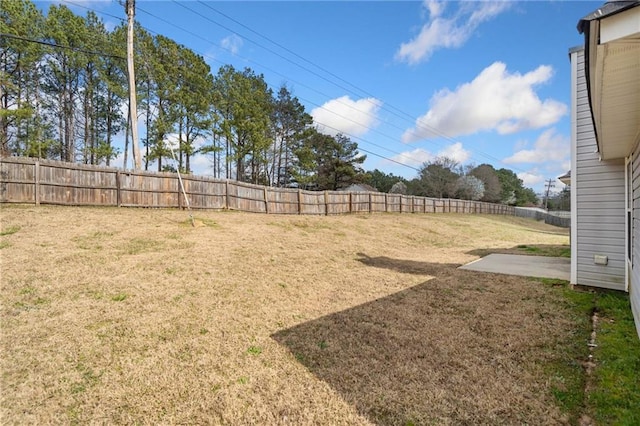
xmin=126 ymin=0 xmax=141 ymax=169
xmin=544 ymin=178 xmax=555 ymax=211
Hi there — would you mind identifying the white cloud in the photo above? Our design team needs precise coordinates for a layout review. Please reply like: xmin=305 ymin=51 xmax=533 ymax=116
xmin=518 ymin=171 xmax=545 ymax=187
xmin=396 ymin=1 xmax=511 ymax=65
xmin=438 ymin=142 xmax=471 ymax=164
xmin=221 ymin=34 xmax=243 ymax=55
xmin=424 ymin=0 xmax=445 ymax=19
xmin=388 ymin=142 xmax=471 ymax=167
xmin=503 ymin=128 xmax=569 ymax=164
xmin=311 ymin=96 xmax=382 ymax=137
xmin=389 ymin=148 xmax=433 ymax=167
xmin=402 ymin=62 xmax=567 ymax=142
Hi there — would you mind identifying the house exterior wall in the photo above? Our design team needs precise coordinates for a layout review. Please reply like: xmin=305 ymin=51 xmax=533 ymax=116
xmin=571 ymin=48 xmax=626 ymax=291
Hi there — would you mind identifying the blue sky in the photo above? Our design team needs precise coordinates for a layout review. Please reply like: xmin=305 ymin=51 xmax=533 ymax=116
xmin=41 ymin=0 xmax=599 ymax=193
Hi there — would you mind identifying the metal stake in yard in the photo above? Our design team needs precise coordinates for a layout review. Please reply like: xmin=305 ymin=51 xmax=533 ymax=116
xmin=169 ymin=147 xmax=195 ymax=227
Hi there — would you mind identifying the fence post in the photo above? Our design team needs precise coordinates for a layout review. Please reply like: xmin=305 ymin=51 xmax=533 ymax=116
xmin=34 ymin=161 xmax=40 ymax=206
xmin=349 ymin=192 xmax=353 ymax=213
xmin=369 ymin=193 xmax=372 ymax=213
xmin=264 ymin=187 xmax=269 ymax=214
xmin=225 ymin=180 xmax=230 ymax=210
xmin=324 ymin=191 xmax=329 ymax=216
xmin=298 ymin=189 xmax=302 ymax=215
xmin=400 ymin=195 xmax=403 ymax=213
xmin=116 ymin=170 xmax=121 ymax=207
xmin=385 ymin=193 xmax=388 ymax=212
xmin=177 ymin=175 xmax=182 ymax=209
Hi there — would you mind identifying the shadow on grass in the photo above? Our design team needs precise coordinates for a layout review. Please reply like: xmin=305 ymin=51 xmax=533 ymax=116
xmin=272 ymin=255 xmax=574 ymax=425
xmin=354 ymin=252 xmax=460 ymax=276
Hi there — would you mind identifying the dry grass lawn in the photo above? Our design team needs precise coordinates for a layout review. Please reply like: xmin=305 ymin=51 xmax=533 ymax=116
xmin=1 ymin=205 xmax=576 ymax=424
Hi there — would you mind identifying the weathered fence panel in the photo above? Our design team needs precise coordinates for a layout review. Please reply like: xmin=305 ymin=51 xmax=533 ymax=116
xmin=386 ymin=194 xmax=400 ymax=213
xmin=227 ymin=181 xmax=266 ymax=213
xmin=371 ymin=193 xmax=386 ymax=213
xmin=266 ymin=187 xmax=298 ymax=214
xmin=400 ymin=195 xmax=411 ymax=213
xmin=119 ymin=170 xmax=177 ymax=208
xmin=326 ymin=192 xmax=350 ymax=215
xmin=185 ymin=177 xmax=226 ymax=210
xmin=0 ymin=157 xmax=36 ymax=203
xmin=1 ymin=157 xmax=545 ymax=223
xmin=299 ymin=190 xmax=325 ymax=215
xmin=351 ymin=192 xmax=372 ymax=213
xmin=514 ymin=207 xmax=570 ymax=227
xmin=40 ymin=162 xmax=117 ymax=206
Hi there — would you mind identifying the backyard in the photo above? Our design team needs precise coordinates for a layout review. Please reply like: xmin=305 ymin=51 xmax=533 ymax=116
xmin=1 ymin=205 xmax=637 ymax=424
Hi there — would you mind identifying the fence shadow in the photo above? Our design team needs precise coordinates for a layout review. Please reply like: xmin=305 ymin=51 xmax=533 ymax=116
xmin=355 ymin=253 xmax=461 ymax=276
xmin=272 ymin=255 xmax=567 ymax=424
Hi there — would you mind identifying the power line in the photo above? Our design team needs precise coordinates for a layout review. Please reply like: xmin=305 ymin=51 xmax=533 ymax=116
xmin=0 ymin=33 xmax=125 ymax=60
xmin=131 ymin=4 xmax=426 ymax=171
xmin=71 ymin=2 xmax=474 ymax=174
xmin=166 ymin=1 xmax=531 ymax=173
xmin=59 ymin=0 xmax=451 ymax=168
xmin=53 ymin=1 xmax=528 ymax=176
xmin=194 ymin=0 xmax=457 ymax=140
xmin=21 ymin=0 xmax=424 ymax=174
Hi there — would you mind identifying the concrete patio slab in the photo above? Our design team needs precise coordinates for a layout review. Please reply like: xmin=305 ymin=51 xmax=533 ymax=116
xmin=459 ymin=254 xmax=570 ymax=281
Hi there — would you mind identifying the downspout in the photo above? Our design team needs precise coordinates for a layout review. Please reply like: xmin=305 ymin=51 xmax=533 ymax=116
xmin=570 ymin=50 xmax=579 ymax=285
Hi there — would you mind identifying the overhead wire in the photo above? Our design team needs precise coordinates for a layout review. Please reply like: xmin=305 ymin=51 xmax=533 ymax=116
xmin=0 ymin=33 xmax=125 ymax=60
xmin=56 ymin=0 xmax=523 ymax=174
xmin=167 ymin=1 xmax=530 ymax=172
xmin=131 ymin=3 xmax=422 ymax=170
xmin=61 ymin=0 xmax=434 ymax=163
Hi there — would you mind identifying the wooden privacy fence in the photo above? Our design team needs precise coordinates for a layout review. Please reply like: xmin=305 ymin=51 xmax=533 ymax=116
xmin=1 ymin=157 xmax=517 ymax=216
xmin=514 ymin=207 xmax=571 ymax=228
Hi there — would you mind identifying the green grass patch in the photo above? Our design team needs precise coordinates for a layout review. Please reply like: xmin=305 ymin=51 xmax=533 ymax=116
xmin=540 ymin=280 xmax=593 ymax=421
xmin=111 ymin=293 xmax=128 ymax=302
xmin=247 ymin=346 xmax=262 ymax=356
xmin=588 ymin=292 xmax=640 ymax=424
xmin=72 ymin=231 xmax=115 ymax=251
xmin=122 ymin=238 xmax=161 ymax=255
xmin=539 ymin=280 xmax=640 ymax=424
xmin=0 ymin=225 xmax=21 ymax=236
xmin=517 ymin=244 xmax=571 ymax=258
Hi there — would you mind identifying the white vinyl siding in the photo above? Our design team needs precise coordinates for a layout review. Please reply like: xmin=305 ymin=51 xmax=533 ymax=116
xmin=573 ymin=48 xmax=626 ymax=291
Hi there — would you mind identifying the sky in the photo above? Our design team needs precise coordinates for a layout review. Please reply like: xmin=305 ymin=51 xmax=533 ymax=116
xmin=37 ymin=0 xmax=600 ymax=193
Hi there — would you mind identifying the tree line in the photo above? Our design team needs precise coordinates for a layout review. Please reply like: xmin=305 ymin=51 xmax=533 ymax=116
xmin=1 ymin=0 xmax=366 ymax=189
xmin=364 ymin=158 xmax=539 ymax=206
xmin=1 ymin=0 xmax=538 ymax=204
